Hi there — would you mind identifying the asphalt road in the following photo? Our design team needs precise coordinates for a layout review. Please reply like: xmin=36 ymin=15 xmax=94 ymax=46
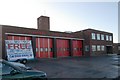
xmin=26 ymin=54 xmax=119 ymax=79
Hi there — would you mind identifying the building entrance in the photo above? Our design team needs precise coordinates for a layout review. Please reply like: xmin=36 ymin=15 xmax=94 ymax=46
xmin=106 ymin=46 xmax=113 ymax=54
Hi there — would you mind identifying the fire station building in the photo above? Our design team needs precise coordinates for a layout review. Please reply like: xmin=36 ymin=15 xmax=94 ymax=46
xmin=74 ymin=29 xmax=113 ymax=56
xmin=0 ymin=16 xmax=114 ymax=60
xmin=0 ymin=16 xmax=84 ymax=60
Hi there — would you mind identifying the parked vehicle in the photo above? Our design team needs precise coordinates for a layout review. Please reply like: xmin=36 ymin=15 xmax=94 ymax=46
xmin=0 ymin=59 xmax=47 ymax=80
xmin=9 ymin=61 xmax=32 ymax=70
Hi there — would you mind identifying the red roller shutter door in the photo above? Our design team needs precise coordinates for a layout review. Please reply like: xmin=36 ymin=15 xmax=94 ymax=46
xmin=78 ymin=40 xmax=82 ymax=56
xmin=63 ymin=39 xmax=69 ymax=57
xmin=43 ymin=38 xmax=49 ymax=58
xmin=73 ymin=40 xmax=82 ymax=56
xmin=14 ymin=36 xmax=19 ymax=40
xmin=7 ymin=36 xmax=13 ymax=40
xmin=40 ymin=38 xmax=44 ymax=58
xmin=36 ymin=38 xmax=39 ymax=58
xmin=7 ymin=35 xmax=32 ymax=40
xmin=56 ymin=39 xmax=62 ymax=57
xmin=56 ymin=39 xmax=69 ymax=57
xmin=19 ymin=36 xmax=25 ymax=40
xmin=36 ymin=38 xmax=53 ymax=58
xmin=49 ymin=39 xmax=53 ymax=58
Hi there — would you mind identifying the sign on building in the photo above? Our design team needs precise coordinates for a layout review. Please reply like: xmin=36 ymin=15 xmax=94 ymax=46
xmin=5 ymin=40 xmax=34 ymax=61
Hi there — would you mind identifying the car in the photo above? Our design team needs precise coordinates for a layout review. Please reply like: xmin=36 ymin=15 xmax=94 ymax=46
xmin=0 ymin=59 xmax=47 ymax=80
xmin=9 ymin=61 xmax=32 ymax=70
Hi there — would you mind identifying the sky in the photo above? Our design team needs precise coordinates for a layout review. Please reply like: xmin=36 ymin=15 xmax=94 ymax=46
xmin=0 ymin=0 xmax=119 ymax=43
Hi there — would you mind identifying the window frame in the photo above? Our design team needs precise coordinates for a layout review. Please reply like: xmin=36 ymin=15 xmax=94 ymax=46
xmin=92 ymin=45 xmax=96 ymax=51
xmin=106 ymin=35 xmax=109 ymax=41
xmin=85 ymin=45 xmax=89 ymax=51
xmin=109 ymin=36 xmax=112 ymax=41
xmin=101 ymin=34 xmax=104 ymax=40
xmin=118 ymin=46 xmax=120 ymax=50
xmin=91 ymin=33 xmax=96 ymax=40
xmin=101 ymin=45 xmax=105 ymax=51
xmin=97 ymin=34 xmax=100 ymax=40
xmin=97 ymin=45 xmax=101 ymax=51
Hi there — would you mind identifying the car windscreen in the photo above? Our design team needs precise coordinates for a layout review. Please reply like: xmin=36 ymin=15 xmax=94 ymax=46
xmin=1 ymin=62 xmax=15 ymax=75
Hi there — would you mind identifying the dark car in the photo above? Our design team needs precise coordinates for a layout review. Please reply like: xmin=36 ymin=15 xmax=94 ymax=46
xmin=9 ymin=61 xmax=32 ymax=70
xmin=0 ymin=59 xmax=47 ymax=80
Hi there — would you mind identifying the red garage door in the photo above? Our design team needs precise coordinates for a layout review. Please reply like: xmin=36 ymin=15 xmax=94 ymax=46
xmin=72 ymin=40 xmax=82 ymax=56
xmin=56 ymin=39 xmax=69 ymax=57
xmin=7 ymin=35 xmax=31 ymax=40
xmin=36 ymin=38 xmax=53 ymax=58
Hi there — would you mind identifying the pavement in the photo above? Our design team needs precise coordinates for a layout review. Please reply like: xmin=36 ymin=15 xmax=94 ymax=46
xmin=26 ymin=54 xmax=120 ymax=79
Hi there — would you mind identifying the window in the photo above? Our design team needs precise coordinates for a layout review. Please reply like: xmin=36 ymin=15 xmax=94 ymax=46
xmin=101 ymin=34 xmax=104 ymax=40
xmin=97 ymin=34 xmax=100 ymax=40
xmin=2 ymin=63 xmax=15 ymax=75
xmin=101 ymin=45 xmax=105 ymax=51
xmin=45 ymin=48 xmax=48 ymax=52
xmin=118 ymin=46 xmax=120 ymax=50
xmin=74 ymin=48 xmax=77 ymax=51
xmin=92 ymin=45 xmax=96 ymax=51
xmin=106 ymin=35 xmax=109 ymax=41
xmin=59 ymin=48 xmax=62 ymax=51
xmin=97 ymin=45 xmax=100 ymax=51
xmin=36 ymin=48 xmax=38 ymax=52
xmin=85 ymin=45 xmax=89 ymax=51
xmin=63 ymin=48 xmax=65 ymax=51
xmin=40 ymin=48 xmax=44 ymax=52
xmin=48 ymin=48 xmax=53 ymax=52
xmin=109 ymin=36 xmax=112 ymax=41
xmin=91 ymin=33 xmax=96 ymax=40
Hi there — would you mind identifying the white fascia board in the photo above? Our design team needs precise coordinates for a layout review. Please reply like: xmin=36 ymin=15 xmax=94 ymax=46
xmin=5 ymin=33 xmax=84 ymax=40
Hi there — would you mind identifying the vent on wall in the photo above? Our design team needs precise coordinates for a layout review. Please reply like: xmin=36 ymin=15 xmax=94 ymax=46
xmin=64 ymin=31 xmax=73 ymax=33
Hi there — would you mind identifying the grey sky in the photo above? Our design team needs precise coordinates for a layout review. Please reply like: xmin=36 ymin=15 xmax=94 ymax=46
xmin=0 ymin=0 xmax=118 ymax=43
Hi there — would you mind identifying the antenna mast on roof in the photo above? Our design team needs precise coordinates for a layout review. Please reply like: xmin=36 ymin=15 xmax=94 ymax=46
xmin=42 ymin=10 xmax=46 ymax=16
